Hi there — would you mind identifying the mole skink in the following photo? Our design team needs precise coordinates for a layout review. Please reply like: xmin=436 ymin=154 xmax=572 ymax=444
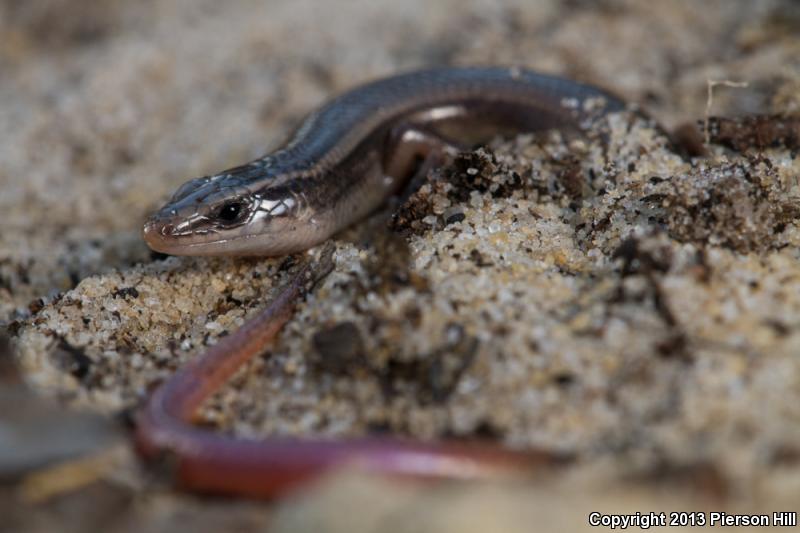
xmin=138 ymin=67 xmax=627 ymax=498
xmin=143 ymin=66 xmax=624 ymax=256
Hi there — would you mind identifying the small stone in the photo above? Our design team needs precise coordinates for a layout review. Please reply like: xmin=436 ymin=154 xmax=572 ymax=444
xmin=444 ymin=208 xmax=466 ymax=225
xmin=311 ymin=322 xmax=365 ymax=375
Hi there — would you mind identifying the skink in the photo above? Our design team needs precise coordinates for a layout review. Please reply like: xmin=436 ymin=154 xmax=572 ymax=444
xmin=138 ymin=67 xmax=626 ymax=498
xmin=143 ymin=66 xmax=623 ymax=256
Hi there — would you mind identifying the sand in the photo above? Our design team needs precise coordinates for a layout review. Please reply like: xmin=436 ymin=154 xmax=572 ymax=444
xmin=2 ymin=1 xmax=800 ymax=531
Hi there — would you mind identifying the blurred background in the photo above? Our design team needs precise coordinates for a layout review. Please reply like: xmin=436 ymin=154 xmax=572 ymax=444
xmin=1 ymin=1 xmax=799 ymax=532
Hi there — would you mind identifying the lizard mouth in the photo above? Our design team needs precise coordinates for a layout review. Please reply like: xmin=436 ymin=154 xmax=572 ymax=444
xmin=142 ymin=219 xmax=182 ymax=255
xmin=142 ymin=207 xmax=224 ymax=254
xmin=142 ymin=217 xmax=264 ymax=256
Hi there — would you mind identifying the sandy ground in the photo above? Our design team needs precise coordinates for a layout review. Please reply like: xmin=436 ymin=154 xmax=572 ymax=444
xmin=2 ymin=0 xmax=800 ymax=531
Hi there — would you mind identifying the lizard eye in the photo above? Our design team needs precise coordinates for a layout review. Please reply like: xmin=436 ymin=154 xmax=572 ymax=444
xmin=217 ymin=201 xmax=244 ymax=222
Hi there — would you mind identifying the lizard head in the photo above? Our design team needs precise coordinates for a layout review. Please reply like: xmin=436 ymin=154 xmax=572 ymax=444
xmin=143 ymin=166 xmax=314 ymax=256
